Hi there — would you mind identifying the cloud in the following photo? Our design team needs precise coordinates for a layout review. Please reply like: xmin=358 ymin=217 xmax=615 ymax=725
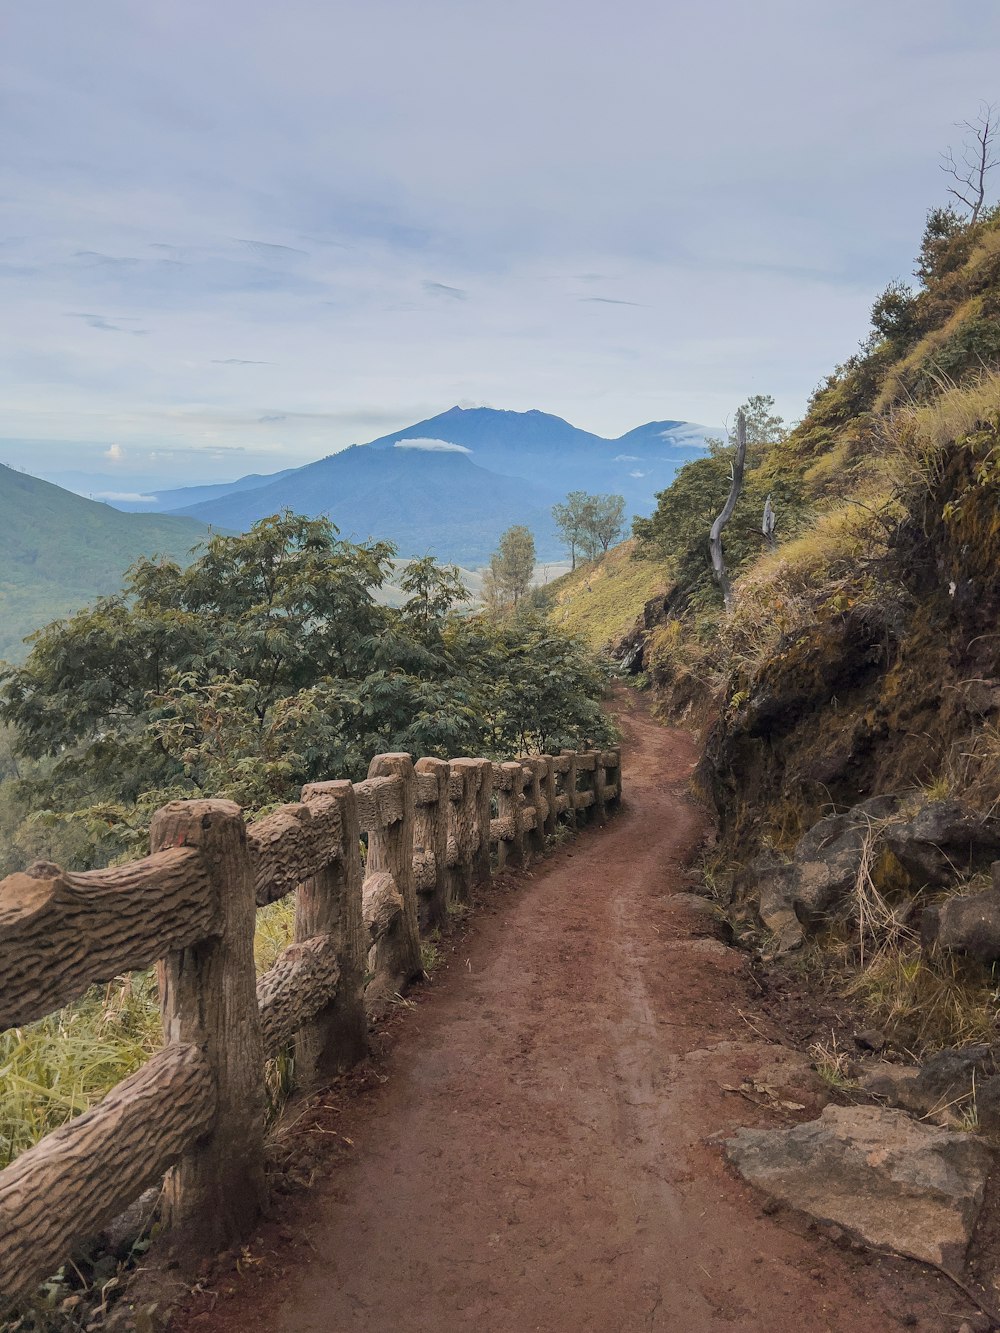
xmin=614 ymin=454 xmax=640 ymax=462
xmin=69 ymin=312 xmax=148 ymax=334
xmin=211 ymin=358 xmax=273 ymax=365
xmin=234 ymin=238 xmax=309 ymax=259
xmin=422 ymin=281 xmax=467 ymax=300
xmin=629 ymin=469 xmax=646 ymax=478
xmin=258 ymin=413 xmax=287 ymax=422
xmin=394 ymin=438 xmax=472 ymax=453
xmin=104 ymin=443 xmax=124 ymax=461
xmin=92 ymin=490 xmax=157 ymax=502
xmin=580 ymin=297 xmax=644 ymax=307
xmin=73 ymin=250 xmax=139 ymax=268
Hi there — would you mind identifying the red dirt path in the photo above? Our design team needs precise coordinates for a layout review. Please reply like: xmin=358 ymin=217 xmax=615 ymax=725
xmin=172 ymin=694 xmax=944 ymax=1332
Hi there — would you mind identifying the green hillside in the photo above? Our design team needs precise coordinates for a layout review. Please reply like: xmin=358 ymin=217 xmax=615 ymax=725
xmin=0 ymin=465 xmax=210 ymax=662
xmin=545 ymin=540 xmax=669 ymax=652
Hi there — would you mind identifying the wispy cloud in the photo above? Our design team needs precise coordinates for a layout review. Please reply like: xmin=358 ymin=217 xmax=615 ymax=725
xmin=423 ymin=281 xmax=467 ymax=300
xmin=580 ymin=296 xmax=644 ymax=307
xmin=614 ymin=453 xmax=640 ymax=462
xmin=73 ymin=251 xmax=139 ymax=268
xmin=92 ymin=490 xmax=157 ymax=502
xmin=69 ymin=312 xmax=148 ymax=334
xmin=394 ymin=437 xmax=472 ymax=453
xmin=211 ymin=358 xmax=273 ymax=365
xmin=234 ymin=238 xmax=309 ymax=259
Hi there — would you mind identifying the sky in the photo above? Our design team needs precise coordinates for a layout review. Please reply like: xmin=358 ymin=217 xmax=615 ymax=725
xmin=1 ymin=0 xmax=999 ymax=494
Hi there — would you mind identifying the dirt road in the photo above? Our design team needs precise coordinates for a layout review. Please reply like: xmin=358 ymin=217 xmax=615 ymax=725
xmin=176 ymin=694 xmax=922 ymax=1331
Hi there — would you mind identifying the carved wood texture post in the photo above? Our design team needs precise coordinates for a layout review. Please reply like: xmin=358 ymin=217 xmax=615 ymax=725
xmin=414 ymin=758 xmax=450 ymax=929
xmin=365 ymin=754 xmax=421 ymax=1003
xmin=150 ymin=799 xmax=267 ymax=1248
xmin=294 ymin=780 xmax=367 ymax=1081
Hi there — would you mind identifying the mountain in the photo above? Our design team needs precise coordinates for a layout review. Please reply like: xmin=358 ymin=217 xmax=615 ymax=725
xmin=114 ymin=407 xmax=713 ymax=565
xmin=365 ymin=407 xmax=710 ymax=515
xmin=110 ymin=469 xmax=298 ymax=513
xmin=170 ymin=446 xmax=562 ymax=565
xmin=0 ymin=465 xmax=210 ymax=663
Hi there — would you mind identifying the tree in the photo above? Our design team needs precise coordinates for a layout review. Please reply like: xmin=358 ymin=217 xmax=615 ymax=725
xmin=552 ymin=490 xmax=626 ymax=564
xmin=0 ymin=512 xmax=612 ymax=870
xmin=551 ymin=491 xmax=595 ymax=570
xmin=731 ymin=393 xmax=787 ymax=451
xmin=870 ymin=279 xmax=917 ymax=343
xmin=486 ymin=525 xmax=536 ymax=611
xmin=591 ymin=494 xmax=626 ymax=553
xmin=633 ymin=394 xmax=804 ymax=605
xmin=941 ymin=102 xmax=999 ymax=224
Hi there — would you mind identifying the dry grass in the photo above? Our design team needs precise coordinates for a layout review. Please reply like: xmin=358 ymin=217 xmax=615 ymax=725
xmin=874 ymin=296 xmax=985 ymax=412
xmin=720 ymin=497 xmax=899 ymax=679
xmin=844 ymin=945 xmax=999 ymax=1055
xmin=876 ymin=366 xmax=1000 ymax=501
xmin=1 ymin=898 xmax=301 ymax=1170
xmin=547 ymin=540 xmax=669 ymax=652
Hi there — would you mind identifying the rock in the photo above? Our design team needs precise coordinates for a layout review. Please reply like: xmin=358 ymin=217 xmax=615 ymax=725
xmin=788 ymin=796 xmax=903 ymax=927
xmin=916 ymin=1045 xmax=998 ymax=1107
xmin=724 ymin=1104 xmax=991 ymax=1271
xmin=973 ymin=1074 xmax=1000 ymax=1135
xmin=853 ymin=1028 xmax=886 ymax=1053
xmin=860 ymin=1062 xmax=924 ymax=1114
xmin=862 ymin=1047 xmax=998 ymax=1125
xmin=93 ymin=1186 xmax=159 ymax=1260
xmin=750 ymin=1046 xmax=831 ymax=1116
xmin=886 ymin=801 xmax=1000 ymax=888
xmin=757 ymin=865 xmax=804 ymax=954
xmin=922 ymin=887 xmax=1000 ymax=962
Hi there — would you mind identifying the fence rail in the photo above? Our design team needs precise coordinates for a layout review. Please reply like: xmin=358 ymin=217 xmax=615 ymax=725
xmin=0 ymin=745 xmax=621 ymax=1304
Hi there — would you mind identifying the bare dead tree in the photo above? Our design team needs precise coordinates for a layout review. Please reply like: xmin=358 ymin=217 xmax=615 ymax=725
xmin=941 ymin=102 xmax=999 ymax=224
xmin=709 ymin=408 xmax=747 ymax=613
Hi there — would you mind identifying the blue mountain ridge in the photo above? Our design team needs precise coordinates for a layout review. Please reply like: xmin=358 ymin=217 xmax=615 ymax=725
xmin=109 ymin=407 xmax=713 ymax=566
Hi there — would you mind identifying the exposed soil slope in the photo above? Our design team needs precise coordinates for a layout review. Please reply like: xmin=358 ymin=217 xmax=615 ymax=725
xmin=172 ymin=694 xmax=953 ymax=1332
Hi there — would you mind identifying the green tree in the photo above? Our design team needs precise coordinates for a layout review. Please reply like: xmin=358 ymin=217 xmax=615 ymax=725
xmin=0 ymin=512 xmax=611 ymax=871
xmin=486 ymin=525 xmax=536 ymax=612
xmin=553 ymin=491 xmax=627 ymax=564
xmin=552 ymin=491 xmax=596 ymax=570
xmin=590 ymin=494 xmax=626 ymax=553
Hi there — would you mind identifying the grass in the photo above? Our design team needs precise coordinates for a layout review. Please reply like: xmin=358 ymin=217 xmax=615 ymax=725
xmin=546 ymin=540 xmax=669 ymax=652
xmin=874 ymin=296 xmax=985 ymax=412
xmin=721 ymin=494 xmax=901 ymax=681
xmin=808 ymin=1035 xmax=855 ymax=1089
xmin=1 ymin=897 xmax=302 ymax=1172
xmin=0 ymin=976 xmax=162 ymax=1171
xmin=844 ymin=946 xmax=1000 ymax=1055
xmin=420 ymin=934 xmax=442 ymax=975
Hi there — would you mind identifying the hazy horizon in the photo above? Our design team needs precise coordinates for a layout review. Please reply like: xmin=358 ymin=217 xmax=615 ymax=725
xmin=3 ymin=1 xmax=1000 ymax=489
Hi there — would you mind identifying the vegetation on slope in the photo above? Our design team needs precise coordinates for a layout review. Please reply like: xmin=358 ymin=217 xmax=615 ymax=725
xmin=543 ymin=540 xmax=669 ymax=653
xmin=0 ymin=466 xmax=210 ymax=664
xmin=628 ymin=203 xmax=1000 ymax=1052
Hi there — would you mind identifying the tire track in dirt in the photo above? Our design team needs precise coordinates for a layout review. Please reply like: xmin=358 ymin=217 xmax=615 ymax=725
xmin=173 ymin=692 xmax=922 ymax=1331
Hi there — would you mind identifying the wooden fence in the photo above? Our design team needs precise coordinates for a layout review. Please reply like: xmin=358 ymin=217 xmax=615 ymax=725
xmin=0 ymin=745 xmax=621 ymax=1304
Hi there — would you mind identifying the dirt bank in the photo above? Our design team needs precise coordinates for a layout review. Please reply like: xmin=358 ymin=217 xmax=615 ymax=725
xmin=170 ymin=692 xmax=962 ymax=1332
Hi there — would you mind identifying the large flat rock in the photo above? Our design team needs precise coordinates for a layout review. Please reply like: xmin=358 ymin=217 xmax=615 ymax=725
xmin=725 ymin=1104 xmax=991 ymax=1271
